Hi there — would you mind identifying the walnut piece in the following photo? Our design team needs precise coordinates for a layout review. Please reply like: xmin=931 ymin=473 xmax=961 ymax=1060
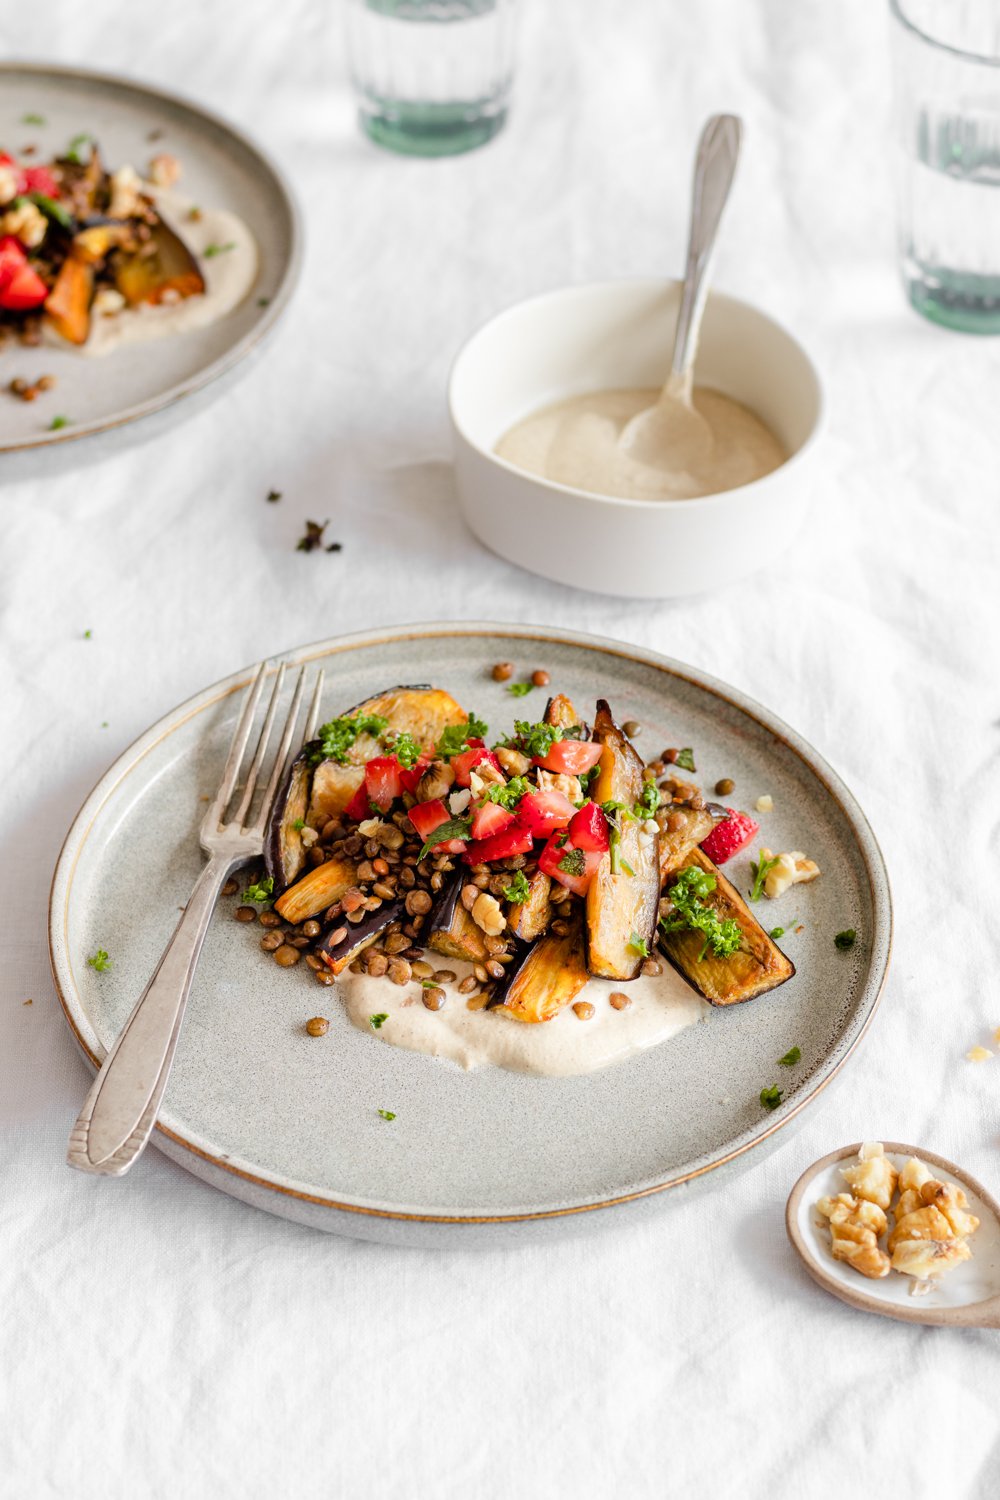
xmin=759 ymin=847 xmax=821 ymax=899
xmin=148 ymin=152 xmax=181 ymax=188
xmin=0 ymin=198 xmax=47 ymax=248
xmin=816 ymin=1193 xmax=890 ymax=1279
xmin=535 ymin=768 xmax=582 ymax=802
xmin=471 ymin=891 xmax=505 ymax=937
xmin=496 ymin=745 xmax=531 ymax=777
xmin=839 ymin=1141 xmax=897 ymax=1211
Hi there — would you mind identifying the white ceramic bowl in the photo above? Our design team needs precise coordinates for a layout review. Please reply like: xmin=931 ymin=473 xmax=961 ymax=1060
xmin=448 ymin=279 xmax=823 ymax=598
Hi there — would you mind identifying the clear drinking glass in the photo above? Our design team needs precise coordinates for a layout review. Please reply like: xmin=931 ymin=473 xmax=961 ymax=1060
xmin=345 ymin=0 xmax=519 ymax=158
xmin=892 ymin=0 xmax=1000 ymax=332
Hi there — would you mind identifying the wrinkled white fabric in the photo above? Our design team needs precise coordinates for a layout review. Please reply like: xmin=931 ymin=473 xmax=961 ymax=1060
xmin=3 ymin=2 xmax=1000 ymax=1496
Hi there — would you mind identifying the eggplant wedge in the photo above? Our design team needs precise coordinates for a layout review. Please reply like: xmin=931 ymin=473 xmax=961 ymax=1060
xmin=425 ymin=874 xmax=488 ymax=963
xmin=318 ymin=901 xmax=403 ymax=976
xmin=44 ymin=255 xmax=94 ymax=345
xmin=656 ymin=803 xmax=718 ymax=884
xmin=306 ymin=683 xmax=467 ymax=827
xmin=657 ymin=847 xmax=795 ymax=1006
xmin=585 ymin=700 xmax=660 ymax=980
xmin=114 ymin=217 xmax=205 ymax=306
xmin=507 ymin=870 xmax=553 ymax=943
xmin=500 ymin=910 xmax=588 ymax=1024
xmin=265 ymin=752 xmax=313 ymax=891
xmin=273 ymin=857 xmax=357 ymax=925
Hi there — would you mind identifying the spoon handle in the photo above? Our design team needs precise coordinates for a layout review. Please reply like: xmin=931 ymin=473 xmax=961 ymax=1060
xmin=670 ymin=114 xmax=743 ymax=394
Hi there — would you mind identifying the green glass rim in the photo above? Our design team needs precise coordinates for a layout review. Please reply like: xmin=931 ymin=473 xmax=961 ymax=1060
xmin=890 ymin=0 xmax=1000 ymax=68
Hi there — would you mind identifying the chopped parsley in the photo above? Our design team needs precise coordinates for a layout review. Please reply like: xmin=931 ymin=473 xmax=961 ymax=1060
xmin=777 ymin=1046 xmax=801 ymax=1067
xmin=628 ymin=932 xmax=650 ymax=957
xmin=502 ymin=871 xmax=532 ymax=904
xmin=30 ymin=192 xmax=73 ymax=229
xmin=483 ymin=776 xmax=529 ymax=810
xmin=296 ymin=518 xmax=341 ymax=553
xmin=660 ymin=866 xmax=741 ymax=961
xmin=292 ymin=818 xmax=305 ymax=831
xmin=266 ymin=489 xmax=282 ymax=503
xmin=203 ymin=241 xmax=236 ymax=258
xmin=242 ymin=876 xmax=274 ymax=904
xmin=769 ymin=927 xmax=785 ymax=939
xmin=313 ymin=712 xmax=389 ymax=765
xmin=675 ymin=748 xmax=696 ymax=773
xmin=257 ymin=296 xmax=271 ymax=307
xmin=634 ymin=781 xmax=661 ymax=819
xmin=557 ymin=847 xmax=587 ymax=877
xmin=417 ymin=814 xmax=471 ymax=861
xmin=83 ymin=629 xmax=92 ymax=639
xmin=749 ymin=850 xmax=781 ymax=903
xmin=834 ymin=929 xmax=857 ymax=951
xmin=388 ymin=730 xmax=422 ymax=768
xmin=507 ymin=681 xmax=535 ymax=697
xmin=86 ymin=949 xmax=112 ymax=972
xmin=49 ymin=415 xmax=71 ymax=430
xmin=369 ymin=1014 xmax=388 ymax=1030
xmin=436 ymin=715 xmax=489 ymax=758
xmin=760 ymin=1085 xmax=782 ymax=1111
xmin=577 ymin=766 xmax=599 ymax=797
xmin=22 ymin=112 xmax=46 ymax=125
xmin=65 ymin=132 xmax=93 ymax=163
xmin=377 ymin=1109 xmax=396 ymax=1120
xmin=497 ymin=719 xmax=582 ymax=759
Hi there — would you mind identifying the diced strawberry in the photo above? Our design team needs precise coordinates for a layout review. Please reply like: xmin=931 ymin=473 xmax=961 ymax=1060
xmin=451 ymin=743 xmax=501 ymax=788
xmin=517 ymin=788 xmax=576 ymax=839
xmin=343 ymin=780 xmax=372 ymax=823
xmin=538 ymin=832 xmax=603 ymax=896
xmin=568 ymin=801 xmax=610 ymax=852
xmin=470 ymin=800 xmax=516 ymax=841
xmin=19 ymin=164 xmax=60 ymax=198
xmin=406 ymin=798 xmax=450 ymax=841
xmin=462 ymin=823 xmax=533 ymax=866
xmin=0 ymin=236 xmax=47 ymax=310
xmin=533 ymin=739 xmax=604 ymax=776
xmin=398 ymin=753 xmax=431 ymax=795
xmin=699 ymin=808 xmax=759 ymax=866
xmin=364 ymin=755 xmax=403 ymax=812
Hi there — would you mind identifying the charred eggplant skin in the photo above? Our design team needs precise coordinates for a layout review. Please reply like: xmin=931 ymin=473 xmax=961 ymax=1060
xmin=264 ymin=752 xmax=313 ymax=892
xmin=500 ymin=910 xmax=588 ymax=1023
xmin=426 ymin=873 xmax=488 ymax=963
xmin=657 ymin=846 xmax=795 ymax=1006
xmin=319 ymin=902 xmax=403 ymax=976
xmin=585 ymin=700 xmax=660 ymax=980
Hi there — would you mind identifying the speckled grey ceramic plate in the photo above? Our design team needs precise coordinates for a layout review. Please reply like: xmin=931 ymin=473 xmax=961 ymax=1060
xmin=49 ymin=623 xmax=892 ymax=1246
xmin=0 ymin=63 xmax=300 ymax=454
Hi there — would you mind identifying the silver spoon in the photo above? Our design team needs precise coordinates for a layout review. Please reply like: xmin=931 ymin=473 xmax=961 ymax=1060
xmin=786 ymin=1142 xmax=1000 ymax=1329
xmin=619 ymin=113 xmax=743 ymax=470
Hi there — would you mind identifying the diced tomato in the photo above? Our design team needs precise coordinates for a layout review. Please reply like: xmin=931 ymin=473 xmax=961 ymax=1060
xmin=398 ymin=753 xmax=431 ymax=795
xmin=19 ymin=164 xmax=60 ymax=198
xmin=364 ymin=755 xmax=403 ymax=812
xmin=343 ymin=780 xmax=372 ymax=822
xmin=470 ymin=800 xmax=516 ymax=841
xmin=568 ymin=801 xmax=610 ymax=852
xmin=451 ymin=742 xmax=501 ymax=788
xmin=0 ymin=236 xmax=47 ymax=311
xmin=533 ymin=738 xmax=603 ymax=776
xmin=538 ymin=831 xmax=604 ymax=896
xmin=517 ymin=788 xmax=577 ymax=839
xmin=462 ymin=823 xmax=533 ymax=866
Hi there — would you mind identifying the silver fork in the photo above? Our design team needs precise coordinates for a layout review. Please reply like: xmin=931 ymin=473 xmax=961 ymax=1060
xmin=67 ymin=659 xmax=324 ymax=1177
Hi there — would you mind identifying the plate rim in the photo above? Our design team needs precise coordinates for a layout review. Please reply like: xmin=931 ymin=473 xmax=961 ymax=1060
xmin=48 ymin=621 xmax=894 ymax=1226
xmin=0 ymin=59 xmax=303 ymax=454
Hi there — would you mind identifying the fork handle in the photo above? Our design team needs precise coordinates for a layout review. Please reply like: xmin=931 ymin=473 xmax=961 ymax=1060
xmin=67 ymin=855 xmax=236 ymax=1176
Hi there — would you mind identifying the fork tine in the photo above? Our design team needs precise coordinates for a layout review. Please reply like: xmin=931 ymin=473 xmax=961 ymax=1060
xmin=203 ymin=660 xmax=270 ymax=831
xmin=251 ymin=666 xmax=310 ymax=835
xmin=232 ymin=663 xmax=286 ymax=827
xmin=303 ymin=667 xmax=325 ymax=744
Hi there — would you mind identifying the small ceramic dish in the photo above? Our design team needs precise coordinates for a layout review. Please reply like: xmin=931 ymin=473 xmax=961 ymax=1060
xmin=786 ymin=1143 xmax=1000 ymax=1327
xmin=448 ymin=279 xmax=822 ymax=598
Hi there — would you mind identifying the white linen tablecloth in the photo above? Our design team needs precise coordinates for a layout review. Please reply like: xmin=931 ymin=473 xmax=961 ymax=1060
xmin=3 ymin=2 xmax=1000 ymax=1495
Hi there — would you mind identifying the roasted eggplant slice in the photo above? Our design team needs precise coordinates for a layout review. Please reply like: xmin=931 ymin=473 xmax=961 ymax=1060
xmin=306 ymin=684 xmax=467 ymax=827
xmin=585 ymin=700 xmax=660 ymax=980
xmin=507 ymin=870 xmax=553 ymax=943
xmin=500 ymin=910 xmax=588 ymax=1023
xmin=273 ymin=857 xmax=357 ymax=925
xmin=544 ymin=693 xmax=580 ymax=729
xmin=656 ymin=803 xmax=718 ymax=884
xmin=426 ymin=874 xmax=488 ymax=963
xmin=44 ymin=255 xmax=94 ymax=345
xmin=114 ymin=217 xmax=205 ymax=306
xmin=657 ymin=847 xmax=795 ymax=1006
xmin=318 ymin=902 xmax=403 ymax=976
xmin=265 ymin=753 xmax=313 ymax=892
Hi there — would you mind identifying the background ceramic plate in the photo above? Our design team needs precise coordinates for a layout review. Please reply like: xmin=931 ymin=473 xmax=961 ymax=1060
xmin=49 ymin=623 xmax=892 ymax=1246
xmin=0 ymin=62 xmax=300 ymax=453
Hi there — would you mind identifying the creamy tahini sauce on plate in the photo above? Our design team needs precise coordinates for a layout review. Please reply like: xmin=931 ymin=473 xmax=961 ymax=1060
xmin=495 ymin=386 xmax=785 ymax=501
xmin=72 ymin=187 xmax=258 ymax=358
xmin=340 ymin=961 xmax=707 ymax=1076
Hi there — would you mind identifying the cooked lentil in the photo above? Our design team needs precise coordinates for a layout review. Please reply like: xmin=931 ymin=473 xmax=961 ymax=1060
xmin=305 ymin=1016 xmax=329 ymax=1037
